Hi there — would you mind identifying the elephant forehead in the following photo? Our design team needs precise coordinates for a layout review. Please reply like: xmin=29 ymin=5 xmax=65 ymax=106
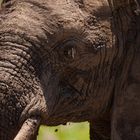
xmin=46 ymin=0 xmax=86 ymax=26
xmin=46 ymin=0 xmax=111 ymax=26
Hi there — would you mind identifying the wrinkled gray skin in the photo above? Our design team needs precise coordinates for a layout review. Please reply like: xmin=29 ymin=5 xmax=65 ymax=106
xmin=0 ymin=0 xmax=140 ymax=140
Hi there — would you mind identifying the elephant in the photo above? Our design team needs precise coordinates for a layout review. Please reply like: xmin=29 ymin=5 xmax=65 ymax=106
xmin=0 ymin=0 xmax=140 ymax=140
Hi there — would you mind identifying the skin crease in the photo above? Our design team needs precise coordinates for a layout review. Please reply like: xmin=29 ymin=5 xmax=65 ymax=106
xmin=0 ymin=0 xmax=139 ymax=140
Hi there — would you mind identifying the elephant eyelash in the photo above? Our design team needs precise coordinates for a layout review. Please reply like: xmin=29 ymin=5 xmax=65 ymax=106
xmin=56 ymin=40 xmax=78 ymax=62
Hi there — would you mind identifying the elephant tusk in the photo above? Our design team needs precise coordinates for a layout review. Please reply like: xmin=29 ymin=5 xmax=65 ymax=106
xmin=14 ymin=116 xmax=41 ymax=140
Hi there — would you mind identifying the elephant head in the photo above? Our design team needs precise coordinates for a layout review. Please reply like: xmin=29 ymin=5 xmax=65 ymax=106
xmin=0 ymin=0 xmax=118 ymax=139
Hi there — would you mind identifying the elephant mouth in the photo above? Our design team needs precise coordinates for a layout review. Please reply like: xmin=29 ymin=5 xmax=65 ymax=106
xmin=41 ymin=81 xmax=95 ymax=126
xmin=44 ymin=107 xmax=93 ymax=126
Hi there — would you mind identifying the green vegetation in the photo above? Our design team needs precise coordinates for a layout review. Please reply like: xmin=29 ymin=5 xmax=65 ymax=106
xmin=37 ymin=122 xmax=89 ymax=140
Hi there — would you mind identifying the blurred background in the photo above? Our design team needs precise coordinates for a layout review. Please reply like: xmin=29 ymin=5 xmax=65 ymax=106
xmin=0 ymin=0 xmax=90 ymax=140
xmin=37 ymin=123 xmax=89 ymax=140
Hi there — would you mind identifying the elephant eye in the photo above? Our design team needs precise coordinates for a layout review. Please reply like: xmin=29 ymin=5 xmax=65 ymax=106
xmin=64 ymin=46 xmax=76 ymax=59
xmin=61 ymin=41 xmax=77 ymax=61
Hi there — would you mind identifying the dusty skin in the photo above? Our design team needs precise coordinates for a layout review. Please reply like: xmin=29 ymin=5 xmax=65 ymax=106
xmin=0 ymin=0 xmax=140 ymax=140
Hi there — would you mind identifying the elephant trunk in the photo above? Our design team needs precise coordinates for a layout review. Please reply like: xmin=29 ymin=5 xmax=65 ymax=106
xmin=0 ymin=32 xmax=47 ymax=139
xmin=0 ymin=1 xmax=50 ymax=139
